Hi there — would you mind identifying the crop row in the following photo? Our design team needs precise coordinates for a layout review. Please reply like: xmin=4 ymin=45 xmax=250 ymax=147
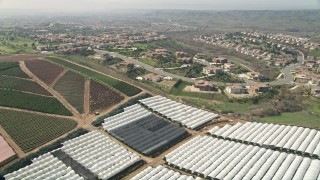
xmin=0 ymin=62 xmax=30 ymax=79
xmin=0 ymin=75 xmax=52 ymax=96
xmin=0 ymin=89 xmax=72 ymax=116
xmin=90 ymin=80 xmax=124 ymax=113
xmin=0 ymin=109 xmax=77 ymax=152
xmin=25 ymin=60 xmax=64 ymax=85
xmin=53 ymin=71 xmax=85 ymax=113
xmin=49 ymin=57 xmax=142 ymax=96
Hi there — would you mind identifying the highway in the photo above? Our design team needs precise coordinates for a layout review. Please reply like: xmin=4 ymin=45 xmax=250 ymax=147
xmin=95 ymin=49 xmax=304 ymax=86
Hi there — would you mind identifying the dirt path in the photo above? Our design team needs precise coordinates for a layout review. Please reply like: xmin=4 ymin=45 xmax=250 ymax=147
xmin=50 ymin=69 xmax=67 ymax=87
xmin=84 ymin=79 xmax=90 ymax=117
xmin=19 ymin=61 xmax=82 ymax=119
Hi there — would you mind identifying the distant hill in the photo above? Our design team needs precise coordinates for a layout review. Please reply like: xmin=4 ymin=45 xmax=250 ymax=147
xmin=141 ymin=10 xmax=320 ymax=32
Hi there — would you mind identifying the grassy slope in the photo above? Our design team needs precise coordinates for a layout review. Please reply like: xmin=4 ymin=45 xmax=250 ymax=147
xmin=0 ymin=36 xmax=37 ymax=54
xmin=259 ymin=111 xmax=320 ymax=130
xmin=309 ymin=50 xmax=320 ymax=57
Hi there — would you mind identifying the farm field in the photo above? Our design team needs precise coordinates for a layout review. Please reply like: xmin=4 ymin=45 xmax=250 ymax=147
xmin=53 ymin=71 xmax=85 ymax=113
xmin=25 ymin=60 xmax=64 ymax=85
xmin=0 ymin=75 xmax=52 ymax=96
xmin=0 ymin=62 xmax=30 ymax=79
xmin=0 ymin=89 xmax=72 ymax=116
xmin=0 ymin=108 xmax=77 ymax=152
xmin=90 ymin=80 xmax=124 ymax=113
xmin=48 ymin=57 xmax=142 ymax=96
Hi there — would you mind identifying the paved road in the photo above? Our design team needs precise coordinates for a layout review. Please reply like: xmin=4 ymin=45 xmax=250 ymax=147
xmin=95 ymin=49 xmax=304 ymax=86
xmin=97 ymin=50 xmax=197 ymax=83
xmin=269 ymin=51 xmax=304 ymax=86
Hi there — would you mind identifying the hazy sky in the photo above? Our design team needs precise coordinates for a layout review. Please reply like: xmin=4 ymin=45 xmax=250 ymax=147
xmin=0 ymin=0 xmax=319 ymax=12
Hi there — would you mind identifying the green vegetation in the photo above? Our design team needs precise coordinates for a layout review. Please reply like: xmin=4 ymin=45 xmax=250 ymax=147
xmin=0 ymin=89 xmax=72 ymax=116
xmin=1 ymin=128 xmax=88 ymax=176
xmin=103 ymin=57 xmax=123 ymax=66
xmin=107 ymin=48 xmax=144 ymax=58
xmin=0 ymin=109 xmax=77 ymax=152
xmin=149 ymin=39 xmax=198 ymax=56
xmin=0 ymin=36 xmax=37 ymax=54
xmin=48 ymin=57 xmax=142 ymax=96
xmin=139 ymin=58 xmax=181 ymax=68
xmin=53 ymin=71 xmax=85 ymax=113
xmin=259 ymin=111 xmax=320 ymax=130
xmin=126 ymin=63 xmax=147 ymax=79
xmin=311 ymin=102 xmax=320 ymax=116
xmin=164 ymin=63 xmax=205 ymax=78
xmin=0 ymin=75 xmax=52 ymax=96
xmin=0 ymin=62 xmax=29 ymax=78
xmin=139 ymin=58 xmax=158 ymax=67
xmin=309 ymin=50 xmax=320 ymax=57
xmin=133 ymin=43 xmax=148 ymax=50
xmin=164 ymin=68 xmax=188 ymax=77
xmin=92 ymin=93 xmax=152 ymax=127
xmin=205 ymin=74 xmax=244 ymax=83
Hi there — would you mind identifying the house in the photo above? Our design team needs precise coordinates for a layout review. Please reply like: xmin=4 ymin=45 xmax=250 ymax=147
xmin=203 ymin=66 xmax=224 ymax=75
xmin=194 ymin=80 xmax=215 ymax=91
xmin=194 ymin=53 xmax=207 ymax=59
xmin=117 ymin=61 xmax=130 ymax=70
xmin=212 ymin=57 xmax=228 ymax=65
xmin=143 ymin=73 xmax=163 ymax=82
xmin=176 ymin=57 xmax=193 ymax=63
xmin=163 ymin=76 xmax=173 ymax=80
xmin=246 ymin=72 xmax=264 ymax=80
xmin=251 ymin=84 xmax=272 ymax=93
xmin=155 ymin=48 xmax=168 ymax=54
xmin=225 ymin=84 xmax=248 ymax=94
xmin=36 ymin=45 xmax=48 ymax=51
xmin=223 ymin=63 xmax=236 ymax=70
xmin=136 ymin=76 xmax=143 ymax=81
xmin=175 ymin=51 xmax=188 ymax=58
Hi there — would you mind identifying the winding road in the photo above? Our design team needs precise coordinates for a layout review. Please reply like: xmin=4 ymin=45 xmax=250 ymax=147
xmin=95 ymin=49 xmax=304 ymax=86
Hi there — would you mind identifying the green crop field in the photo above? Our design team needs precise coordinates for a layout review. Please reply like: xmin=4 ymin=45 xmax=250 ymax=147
xmin=0 ymin=109 xmax=77 ymax=152
xmin=48 ymin=57 xmax=142 ymax=96
xmin=0 ymin=62 xmax=30 ymax=78
xmin=0 ymin=75 xmax=52 ymax=96
xmin=0 ymin=89 xmax=72 ymax=116
xmin=54 ymin=71 xmax=85 ymax=113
